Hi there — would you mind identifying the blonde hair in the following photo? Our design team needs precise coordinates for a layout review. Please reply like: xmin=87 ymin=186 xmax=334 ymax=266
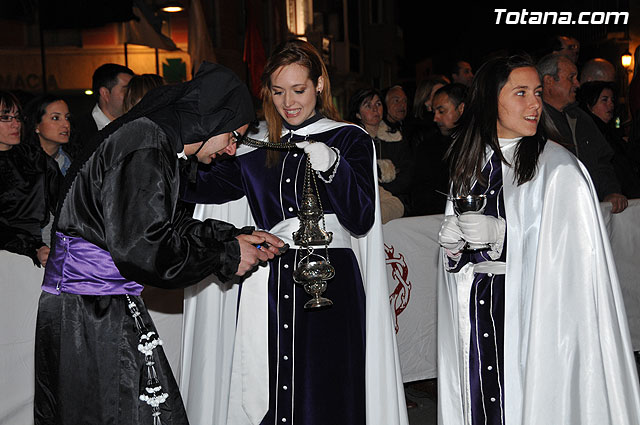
xmin=123 ymin=74 xmax=165 ymax=113
xmin=261 ymin=39 xmax=340 ymax=144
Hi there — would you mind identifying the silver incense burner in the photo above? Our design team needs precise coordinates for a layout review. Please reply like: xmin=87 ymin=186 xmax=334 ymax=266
xmin=292 ymin=152 xmax=335 ymax=309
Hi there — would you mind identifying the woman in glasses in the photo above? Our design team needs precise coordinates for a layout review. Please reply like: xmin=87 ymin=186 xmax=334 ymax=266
xmin=181 ymin=39 xmax=407 ymax=425
xmin=0 ymin=91 xmax=60 ymax=266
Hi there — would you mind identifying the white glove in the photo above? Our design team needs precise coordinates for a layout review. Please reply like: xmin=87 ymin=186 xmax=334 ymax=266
xmin=457 ymin=213 xmax=505 ymax=246
xmin=377 ymin=159 xmax=397 ymax=183
xmin=296 ymin=141 xmax=337 ymax=172
xmin=438 ymin=215 xmax=465 ymax=252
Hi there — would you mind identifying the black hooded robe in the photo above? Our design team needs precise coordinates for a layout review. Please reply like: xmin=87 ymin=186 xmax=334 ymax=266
xmin=34 ymin=63 xmax=255 ymax=425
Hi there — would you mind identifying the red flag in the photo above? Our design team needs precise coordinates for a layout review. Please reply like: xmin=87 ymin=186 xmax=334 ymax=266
xmin=243 ymin=6 xmax=266 ymax=99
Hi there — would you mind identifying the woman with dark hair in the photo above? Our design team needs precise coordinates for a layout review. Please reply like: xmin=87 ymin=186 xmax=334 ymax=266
xmin=182 ymin=39 xmax=407 ymax=425
xmin=578 ymin=81 xmax=640 ymax=198
xmin=23 ymin=95 xmax=73 ymax=175
xmin=348 ymin=87 xmax=403 ymax=195
xmin=348 ymin=88 xmax=404 ymax=222
xmin=0 ymin=91 xmax=60 ymax=266
xmin=347 ymin=87 xmax=383 ymax=135
xmin=578 ymin=81 xmax=616 ymax=124
xmin=437 ymin=56 xmax=640 ymax=424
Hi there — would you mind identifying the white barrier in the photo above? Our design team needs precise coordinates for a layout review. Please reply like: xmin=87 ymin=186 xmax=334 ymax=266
xmin=0 ymin=253 xmax=183 ymax=425
xmin=383 ymin=200 xmax=640 ymax=382
xmin=2 ymin=200 xmax=639 ymax=423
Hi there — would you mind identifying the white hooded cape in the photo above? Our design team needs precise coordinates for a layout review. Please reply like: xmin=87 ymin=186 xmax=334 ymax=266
xmin=180 ymin=119 xmax=408 ymax=425
xmin=438 ymin=140 xmax=640 ymax=424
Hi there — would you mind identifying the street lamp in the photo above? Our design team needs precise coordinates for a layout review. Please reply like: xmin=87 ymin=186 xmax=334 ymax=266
xmin=162 ymin=5 xmax=183 ymax=13
xmin=159 ymin=1 xmax=184 ymax=13
xmin=622 ymin=50 xmax=633 ymax=68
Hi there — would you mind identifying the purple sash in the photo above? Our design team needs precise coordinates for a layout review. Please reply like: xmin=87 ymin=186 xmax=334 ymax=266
xmin=42 ymin=232 xmax=143 ymax=296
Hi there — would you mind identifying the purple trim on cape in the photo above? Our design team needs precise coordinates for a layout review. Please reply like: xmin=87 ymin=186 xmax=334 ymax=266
xmin=42 ymin=232 xmax=143 ymax=296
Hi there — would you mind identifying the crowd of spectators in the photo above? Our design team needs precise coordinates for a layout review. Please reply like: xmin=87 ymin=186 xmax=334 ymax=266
xmin=4 ymin=33 xmax=640 ymax=266
xmin=2 ymin=33 xmax=640 ymax=425
xmin=0 ymin=64 xmax=159 ymax=266
xmin=347 ymin=33 xmax=640 ymax=222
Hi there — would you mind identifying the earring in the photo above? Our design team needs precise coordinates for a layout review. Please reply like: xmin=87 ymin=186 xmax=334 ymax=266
xmin=35 ymin=129 xmax=40 ymax=133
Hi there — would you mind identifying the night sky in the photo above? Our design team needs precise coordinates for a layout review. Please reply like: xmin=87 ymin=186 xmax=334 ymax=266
xmin=398 ymin=0 xmax=630 ymax=77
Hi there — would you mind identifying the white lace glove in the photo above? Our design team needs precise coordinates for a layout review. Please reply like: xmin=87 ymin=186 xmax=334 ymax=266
xmin=457 ymin=213 xmax=506 ymax=255
xmin=438 ymin=215 xmax=465 ymax=253
xmin=377 ymin=159 xmax=397 ymax=183
xmin=296 ymin=141 xmax=338 ymax=172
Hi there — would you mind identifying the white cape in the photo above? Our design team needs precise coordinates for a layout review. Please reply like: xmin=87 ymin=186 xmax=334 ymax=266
xmin=438 ymin=140 xmax=640 ymax=424
xmin=180 ymin=120 xmax=408 ymax=425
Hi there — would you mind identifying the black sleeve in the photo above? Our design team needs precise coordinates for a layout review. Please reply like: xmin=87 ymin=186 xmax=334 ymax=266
xmin=0 ymin=223 xmax=45 ymax=266
xmin=585 ymin=118 xmax=622 ymax=199
xmin=44 ymin=154 xmax=62 ymax=215
xmin=380 ymin=137 xmax=414 ymax=200
xmin=100 ymin=147 xmax=252 ymax=289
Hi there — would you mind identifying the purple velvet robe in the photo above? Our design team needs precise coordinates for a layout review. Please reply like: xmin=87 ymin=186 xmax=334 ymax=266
xmin=183 ymin=120 xmax=377 ymax=425
xmin=447 ymin=152 xmax=507 ymax=425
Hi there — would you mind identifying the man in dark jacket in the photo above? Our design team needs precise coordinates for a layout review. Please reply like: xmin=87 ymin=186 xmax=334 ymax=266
xmin=73 ymin=63 xmax=134 ymax=153
xmin=538 ymin=53 xmax=628 ymax=213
